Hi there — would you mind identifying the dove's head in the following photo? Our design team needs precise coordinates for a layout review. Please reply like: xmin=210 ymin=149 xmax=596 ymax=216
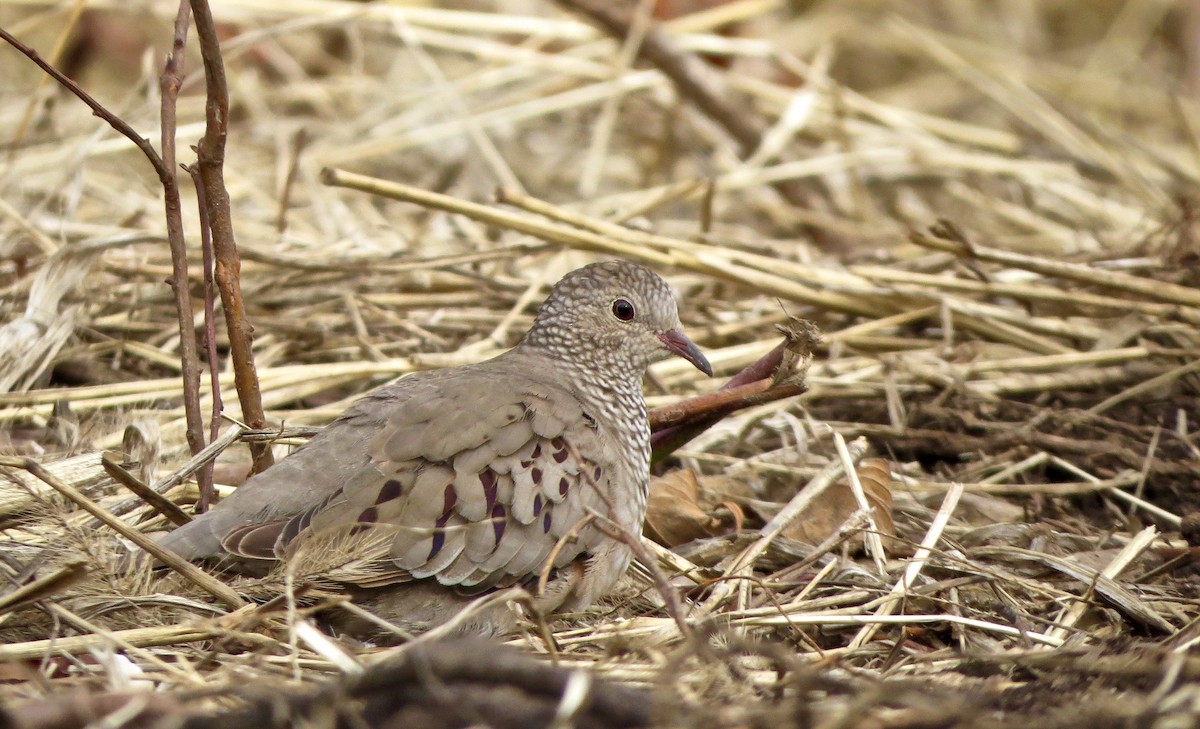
xmin=522 ymin=260 xmax=712 ymax=379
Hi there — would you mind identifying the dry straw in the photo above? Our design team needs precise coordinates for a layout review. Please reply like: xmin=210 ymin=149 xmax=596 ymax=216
xmin=1 ymin=0 xmax=1198 ymax=726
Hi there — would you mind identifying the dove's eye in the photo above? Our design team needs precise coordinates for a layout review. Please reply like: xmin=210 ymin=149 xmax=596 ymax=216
xmin=612 ymin=299 xmax=636 ymax=321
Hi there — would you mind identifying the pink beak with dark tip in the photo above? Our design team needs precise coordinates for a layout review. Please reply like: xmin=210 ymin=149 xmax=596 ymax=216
xmin=657 ymin=330 xmax=713 ymax=377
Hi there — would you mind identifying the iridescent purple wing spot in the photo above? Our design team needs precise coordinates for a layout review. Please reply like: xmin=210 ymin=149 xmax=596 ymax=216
xmin=480 ymin=467 xmax=498 ymax=509
xmin=491 ymin=503 xmax=507 ymax=543
xmin=550 ymin=437 xmax=569 ymax=463
xmin=376 ymin=478 xmax=403 ymax=504
xmin=429 ymin=511 xmax=452 ymax=559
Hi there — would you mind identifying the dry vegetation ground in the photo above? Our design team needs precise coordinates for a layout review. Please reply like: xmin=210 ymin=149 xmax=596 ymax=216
xmin=1 ymin=1 xmax=1200 ymax=727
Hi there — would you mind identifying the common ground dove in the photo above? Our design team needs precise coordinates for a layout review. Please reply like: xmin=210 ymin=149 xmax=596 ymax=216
xmin=157 ymin=260 xmax=712 ymax=635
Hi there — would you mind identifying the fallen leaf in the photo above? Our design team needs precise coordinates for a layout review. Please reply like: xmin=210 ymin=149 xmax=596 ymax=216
xmin=781 ymin=459 xmax=896 ymax=554
xmin=644 ymin=469 xmax=745 ymax=547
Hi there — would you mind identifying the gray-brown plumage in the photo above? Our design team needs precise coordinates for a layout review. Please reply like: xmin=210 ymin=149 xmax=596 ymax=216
xmin=157 ymin=261 xmax=711 ymax=634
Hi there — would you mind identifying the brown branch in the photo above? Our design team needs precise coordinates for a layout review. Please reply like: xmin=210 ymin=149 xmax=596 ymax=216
xmin=650 ymin=382 xmax=804 ymax=463
xmin=651 ymin=334 xmax=791 ymax=434
xmin=1 ymin=17 xmax=211 ymax=488
xmin=101 ymin=454 xmax=193 ymax=527
xmin=650 ymin=378 xmax=804 ymax=433
xmin=188 ymin=0 xmax=273 ymax=475
xmin=161 ymin=0 xmax=212 ymax=498
xmin=186 ymin=162 xmax=222 ymax=512
xmin=0 ymin=26 xmax=168 ymax=181
xmin=651 ymin=320 xmax=819 ymax=460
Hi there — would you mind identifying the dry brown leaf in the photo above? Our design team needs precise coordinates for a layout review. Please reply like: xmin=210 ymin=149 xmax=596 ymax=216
xmin=781 ymin=459 xmax=895 ymax=554
xmin=644 ymin=469 xmax=745 ymax=547
xmin=858 ymin=459 xmax=896 ymax=543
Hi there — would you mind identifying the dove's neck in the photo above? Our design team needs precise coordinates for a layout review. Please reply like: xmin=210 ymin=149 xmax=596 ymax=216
xmin=558 ymin=352 xmax=653 ymax=482
xmin=513 ymin=343 xmax=649 ymax=432
xmin=510 ymin=343 xmax=654 ymax=523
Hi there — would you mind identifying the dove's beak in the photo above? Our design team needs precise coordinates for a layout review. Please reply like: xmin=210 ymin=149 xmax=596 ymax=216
xmin=657 ymin=330 xmax=713 ymax=377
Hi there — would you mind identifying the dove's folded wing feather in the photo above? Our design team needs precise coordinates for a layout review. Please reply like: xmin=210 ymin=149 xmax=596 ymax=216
xmin=221 ymin=361 xmax=617 ymax=591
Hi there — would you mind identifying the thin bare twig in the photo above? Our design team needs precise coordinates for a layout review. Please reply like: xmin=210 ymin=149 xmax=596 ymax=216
xmin=0 ymin=26 xmax=168 ymax=180
xmin=100 ymin=454 xmax=193 ymax=527
xmin=189 ymin=0 xmax=273 ymax=475
xmin=0 ymin=17 xmax=210 ymax=483
xmin=186 ymin=162 xmax=223 ymax=512
xmin=0 ymin=456 xmax=245 ymax=610
xmin=162 ymin=0 xmax=212 ymax=502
